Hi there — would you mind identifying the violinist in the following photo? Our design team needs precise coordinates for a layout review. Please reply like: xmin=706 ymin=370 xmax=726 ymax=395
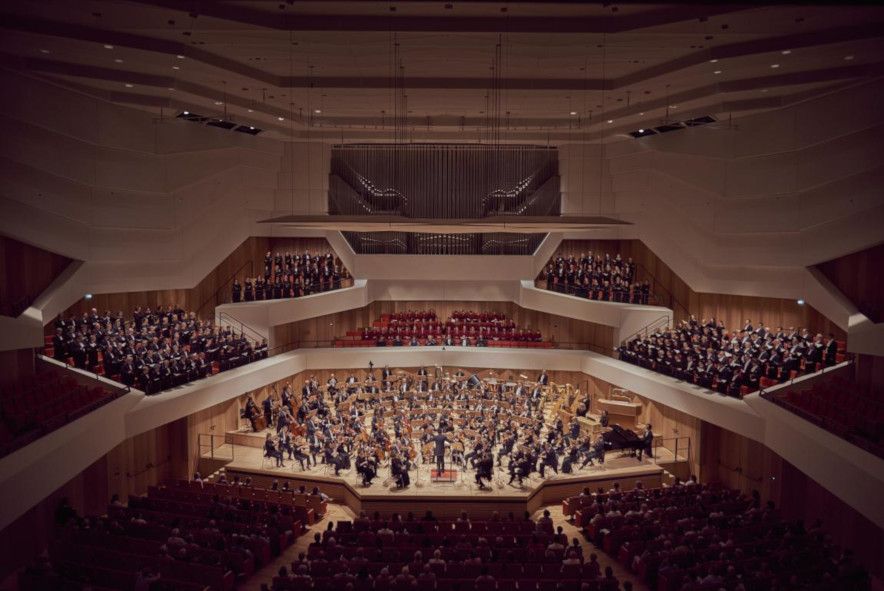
xmin=356 ymin=452 xmax=377 ymax=486
xmin=243 ymin=396 xmax=259 ymax=432
xmin=264 ymin=433 xmax=284 ymax=467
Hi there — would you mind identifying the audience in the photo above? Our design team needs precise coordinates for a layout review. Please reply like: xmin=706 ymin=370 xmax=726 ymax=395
xmin=566 ymin=481 xmax=869 ymax=591
xmin=543 ymin=252 xmax=650 ymax=305
xmin=50 ymin=305 xmax=268 ymax=394
xmin=20 ymin=478 xmax=321 ymax=591
xmin=232 ymin=250 xmax=350 ymax=303
xmin=617 ymin=316 xmax=843 ymax=397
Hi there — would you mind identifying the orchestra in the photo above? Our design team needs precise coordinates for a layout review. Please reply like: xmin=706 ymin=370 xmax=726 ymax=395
xmin=252 ymin=367 xmax=655 ymax=490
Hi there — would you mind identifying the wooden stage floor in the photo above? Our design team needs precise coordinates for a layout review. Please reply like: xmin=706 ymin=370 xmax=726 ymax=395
xmin=204 ymin=433 xmax=668 ymax=517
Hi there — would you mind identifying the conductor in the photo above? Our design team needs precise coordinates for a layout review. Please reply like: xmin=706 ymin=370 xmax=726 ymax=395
xmin=433 ymin=431 xmax=448 ymax=475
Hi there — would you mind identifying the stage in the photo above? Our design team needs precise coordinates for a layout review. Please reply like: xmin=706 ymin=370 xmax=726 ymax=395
xmin=202 ymin=431 xmax=668 ymax=518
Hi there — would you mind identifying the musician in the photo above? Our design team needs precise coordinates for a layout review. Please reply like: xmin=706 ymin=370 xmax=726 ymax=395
xmin=599 ymin=409 xmax=609 ymax=428
xmin=356 ymin=453 xmax=377 ymax=486
xmin=475 ymin=452 xmax=493 ymax=490
xmin=539 ymin=443 xmax=559 ymax=477
xmin=391 ymin=453 xmax=410 ymax=489
xmin=582 ymin=435 xmax=606 ymax=468
xmin=293 ymin=438 xmax=312 ymax=471
xmin=243 ymin=396 xmax=259 ymax=432
xmin=637 ymin=424 xmax=654 ymax=461
xmin=538 ymin=370 xmax=549 ymax=386
xmin=262 ymin=394 xmax=273 ymax=430
xmin=264 ymin=433 xmax=284 ymax=467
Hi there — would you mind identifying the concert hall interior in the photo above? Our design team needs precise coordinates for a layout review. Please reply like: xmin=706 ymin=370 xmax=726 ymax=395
xmin=1 ymin=1 xmax=884 ymax=591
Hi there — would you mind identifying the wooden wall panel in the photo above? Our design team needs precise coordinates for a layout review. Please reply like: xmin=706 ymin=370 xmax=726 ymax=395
xmin=0 ymin=235 xmax=72 ymax=317
xmin=0 ymin=349 xmax=36 ymax=388
xmin=57 ymin=236 xmax=346 ymax=325
xmin=271 ymin=300 xmax=615 ymax=353
xmin=816 ymin=242 xmax=884 ymax=323
xmin=699 ymin=421 xmax=883 ymax=577
xmin=855 ymin=354 xmax=884 ymax=401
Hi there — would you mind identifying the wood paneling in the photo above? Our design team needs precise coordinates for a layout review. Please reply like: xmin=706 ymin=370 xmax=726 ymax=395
xmin=0 ymin=349 xmax=35 ymax=388
xmin=548 ymin=239 xmax=845 ymax=340
xmin=582 ymin=374 xmax=701 ymax=476
xmin=855 ymin=354 xmax=884 ymax=401
xmin=0 ymin=235 xmax=72 ymax=317
xmin=699 ymin=421 xmax=883 ymax=577
xmin=58 ymin=236 xmax=346 ymax=325
xmin=816 ymin=242 xmax=884 ymax=323
xmin=271 ymin=300 xmax=615 ymax=353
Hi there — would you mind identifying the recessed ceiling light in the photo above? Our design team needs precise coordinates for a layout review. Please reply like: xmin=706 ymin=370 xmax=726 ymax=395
xmin=569 ymin=111 xmax=577 ymax=116
xmin=103 ymin=44 xmax=114 ymax=49
xmin=176 ymin=54 xmax=185 ymax=59
xmin=638 ymin=129 xmax=644 ymax=133
xmin=770 ymin=63 xmax=780 ymax=68
xmin=124 ymin=83 xmax=134 ymax=88
xmin=709 ymin=59 xmax=718 ymax=63
xmin=249 ymin=126 xmax=255 ymax=130
xmin=639 ymin=112 xmax=644 ymax=116
xmin=844 ymin=55 xmax=854 ymax=61
xmin=247 ymin=109 xmax=253 ymax=113
xmin=713 ymin=70 xmax=722 ymax=75
xmin=172 ymin=65 xmax=180 ymax=70
xmin=214 ymin=101 xmax=223 ymax=105
xmin=314 ymin=109 xmax=321 ymax=114
xmin=781 ymin=50 xmax=791 ymax=55
xmin=607 ymin=119 xmax=614 ymax=124
xmin=278 ymin=116 xmax=284 ymax=121
xmin=183 ymin=110 xmax=190 ymax=115
xmin=114 ymin=58 xmax=123 ymax=63
xmin=39 ymin=49 xmax=50 ymax=54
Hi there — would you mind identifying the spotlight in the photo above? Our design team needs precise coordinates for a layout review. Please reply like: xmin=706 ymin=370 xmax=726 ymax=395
xmin=176 ymin=54 xmax=185 ymax=59
xmin=103 ymin=44 xmax=114 ymax=49
xmin=84 ymin=293 xmax=93 ymax=300
xmin=797 ymin=299 xmax=805 ymax=306
xmin=124 ymin=83 xmax=134 ymax=88
xmin=314 ymin=109 xmax=322 ymax=114
xmin=638 ymin=129 xmax=644 ymax=133
xmin=569 ymin=111 xmax=577 ymax=116
xmin=607 ymin=119 xmax=614 ymax=124
xmin=183 ymin=110 xmax=189 ymax=115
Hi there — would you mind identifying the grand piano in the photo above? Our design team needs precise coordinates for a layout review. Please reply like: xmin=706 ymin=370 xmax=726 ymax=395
xmin=602 ymin=424 xmax=644 ymax=456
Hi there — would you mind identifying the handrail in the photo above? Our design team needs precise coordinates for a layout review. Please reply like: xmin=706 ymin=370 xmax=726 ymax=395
xmin=279 ymin=339 xmax=612 ymax=356
xmin=198 ymin=433 xmax=235 ymax=462
xmin=216 ymin=312 xmax=266 ymax=345
xmin=652 ymin=435 xmax=692 ymax=468
xmin=35 ymin=351 xmax=131 ymax=394
xmin=620 ymin=314 xmax=672 ymax=345
xmin=533 ymin=279 xmax=657 ymax=307
xmin=197 ymin=258 xmax=254 ymax=318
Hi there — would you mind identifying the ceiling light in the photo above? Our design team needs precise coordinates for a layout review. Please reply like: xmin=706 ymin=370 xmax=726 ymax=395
xmin=709 ymin=59 xmax=718 ymax=63
xmin=796 ymin=299 xmax=805 ymax=306
xmin=639 ymin=112 xmax=644 ymax=116
xmin=844 ymin=55 xmax=854 ymax=61
xmin=172 ymin=65 xmax=180 ymax=70
xmin=39 ymin=49 xmax=50 ymax=54
xmin=249 ymin=126 xmax=255 ymax=130
xmin=84 ymin=293 xmax=93 ymax=300
xmin=670 ymin=105 xmax=678 ymax=109
xmin=247 ymin=109 xmax=253 ymax=113
xmin=278 ymin=116 xmax=284 ymax=121
xmin=713 ymin=70 xmax=722 ymax=75
xmin=781 ymin=50 xmax=791 ymax=55
xmin=638 ymin=129 xmax=644 ymax=133
xmin=314 ymin=109 xmax=321 ymax=114
xmin=761 ymin=89 xmax=768 ymax=93
xmin=103 ymin=44 xmax=114 ymax=49
xmin=124 ymin=83 xmax=134 ymax=88
xmin=114 ymin=58 xmax=123 ymax=63
xmin=569 ymin=111 xmax=577 ymax=116
xmin=770 ymin=63 xmax=780 ymax=68
xmin=183 ymin=110 xmax=190 ymax=115
xmin=214 ymin=101 xmax=223 ymax=105
xmin=176 ymin=54 xmax=185 ymax=59
xmin=607 ymin=119 xmax=614 ymax=124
